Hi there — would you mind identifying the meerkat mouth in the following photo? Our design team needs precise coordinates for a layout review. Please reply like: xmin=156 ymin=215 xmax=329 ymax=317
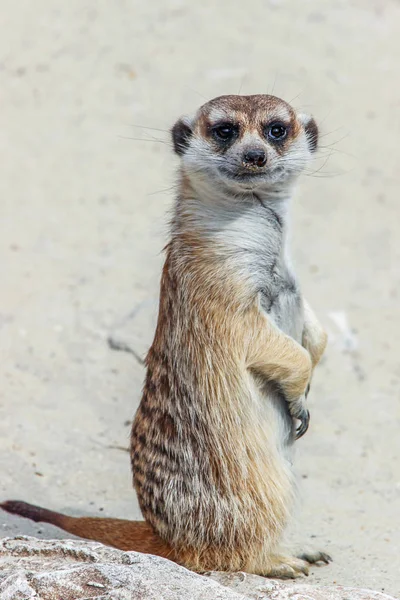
xmin=217 ymin=165 xmax=284 ymax=184
xmin=218 ymin=166 xmax=267 ymax=178
xmin=235 ymin=172 xmax=268 ymax=179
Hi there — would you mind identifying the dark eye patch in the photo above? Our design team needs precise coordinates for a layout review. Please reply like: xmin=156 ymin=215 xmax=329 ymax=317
xmin=210 ymin=122 xmax=239 ymax=144
xmin=264 ymin=121 xmax=290 ymax=142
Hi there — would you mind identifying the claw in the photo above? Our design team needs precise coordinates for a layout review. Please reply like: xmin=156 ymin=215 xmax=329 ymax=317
xmin=296 ymin=409 xmax=310 ymax=440
xmin=298 ymin=550 xmax=333 ymax=565
xmin=316 ymin=552 xmax=332 ymax=564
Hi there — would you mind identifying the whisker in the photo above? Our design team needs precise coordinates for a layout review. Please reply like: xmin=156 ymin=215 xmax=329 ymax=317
xmin=237 ymin=75 xmax=246 ymax=95
xmin=304 ymin=171 xmax=349 ymax=178
xmin=305 ymin=150 xmax=333 ymax=176
xmin=118 ymin=135 xmax=169 ymax=145
xmin=269 ymin=72 xmax=278 ymax=96
xmin=319 ymin=133 xmax=350 ymax=150
xmin=287 ymin=90 xmax=304 ymax=105
xmin=147 ymin=185 xmax=181 ymax=197
xmin=317 ymin=109 xmax=333 ymax=126
xmin=185 ymin=85 xmax=208 ymax=101
xmin=318 ymin=127 xmax=346 ymax=139
xmin=131 ymin=124 xmax=170 ymax=134
xmin=318 ymin=145 xmax=354 ymax=158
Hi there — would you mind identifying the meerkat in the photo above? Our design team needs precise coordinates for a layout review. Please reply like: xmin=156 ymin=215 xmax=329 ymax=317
xmin=2 ymin=94 xmax=329 ymax=578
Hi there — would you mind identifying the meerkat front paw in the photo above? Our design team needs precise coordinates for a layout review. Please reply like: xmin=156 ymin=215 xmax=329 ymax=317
xmin=289 ymin=395 xmax=310 ymax=440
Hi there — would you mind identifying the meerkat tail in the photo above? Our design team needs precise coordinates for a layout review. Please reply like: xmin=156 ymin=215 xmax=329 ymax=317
xmin=0 ymin=500 xmax=174 ymax=558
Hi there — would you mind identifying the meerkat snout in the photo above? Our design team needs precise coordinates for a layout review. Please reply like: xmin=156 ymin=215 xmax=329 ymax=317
xmin=242 ymin=148 xmax=267 ymax=168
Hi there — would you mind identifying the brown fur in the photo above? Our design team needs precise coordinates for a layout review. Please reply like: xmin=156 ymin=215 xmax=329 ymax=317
xmin=1 ymin=95 xmax=329 ymax=578
xmin=0 ymin=500 xmax=173 ymax=557
xmin=196 ymin=94 xmax=301 ymax=156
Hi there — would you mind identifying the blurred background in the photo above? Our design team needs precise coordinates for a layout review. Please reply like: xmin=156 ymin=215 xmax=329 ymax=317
xmin=1 ymin=0 xmax=399 ymax=595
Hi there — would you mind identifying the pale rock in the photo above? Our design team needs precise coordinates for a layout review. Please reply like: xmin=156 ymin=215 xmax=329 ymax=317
xmin=0 ymin=537 xmax=396 ymax=600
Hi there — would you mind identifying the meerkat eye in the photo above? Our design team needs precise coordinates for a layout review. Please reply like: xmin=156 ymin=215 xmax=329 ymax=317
xmin=266 ymin=123 xmax=287 ymax=141
xmin=212 ymin=123 xmax=238 ymax=142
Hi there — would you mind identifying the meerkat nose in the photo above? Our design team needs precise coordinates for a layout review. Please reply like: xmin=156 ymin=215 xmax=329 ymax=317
xmin=243 ymin=149 xmax=267 ymax=168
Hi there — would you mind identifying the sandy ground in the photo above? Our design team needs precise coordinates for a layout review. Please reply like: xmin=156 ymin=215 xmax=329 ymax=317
xmin=1 ymin=0 xmax=400 ymax=596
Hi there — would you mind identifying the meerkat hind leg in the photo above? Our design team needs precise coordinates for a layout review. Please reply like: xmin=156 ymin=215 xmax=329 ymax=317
xmin=261 ymin=554 xmax=310 ymax=579
xmin=259 ymin=550 xmax=332 ymax=579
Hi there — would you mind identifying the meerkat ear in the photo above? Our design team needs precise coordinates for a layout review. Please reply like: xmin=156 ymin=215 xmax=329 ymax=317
xmin=298 ymin=114 xmax=319 ymax=153
xmin=171 ymin=116 xmax=194 ymax=156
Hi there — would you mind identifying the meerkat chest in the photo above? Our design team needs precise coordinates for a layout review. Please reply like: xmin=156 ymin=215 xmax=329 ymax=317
xmin=220 ymin=204 xmax=303 ymax=342
xmin=211 ymin=202 xmax=304 ymax=341
xmin=259 ymin=259 xmax=304 ymax=343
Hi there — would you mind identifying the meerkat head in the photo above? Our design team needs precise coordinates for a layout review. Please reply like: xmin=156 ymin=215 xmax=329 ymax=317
xmin=171 ymin=95 xmax=318 ymax=193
